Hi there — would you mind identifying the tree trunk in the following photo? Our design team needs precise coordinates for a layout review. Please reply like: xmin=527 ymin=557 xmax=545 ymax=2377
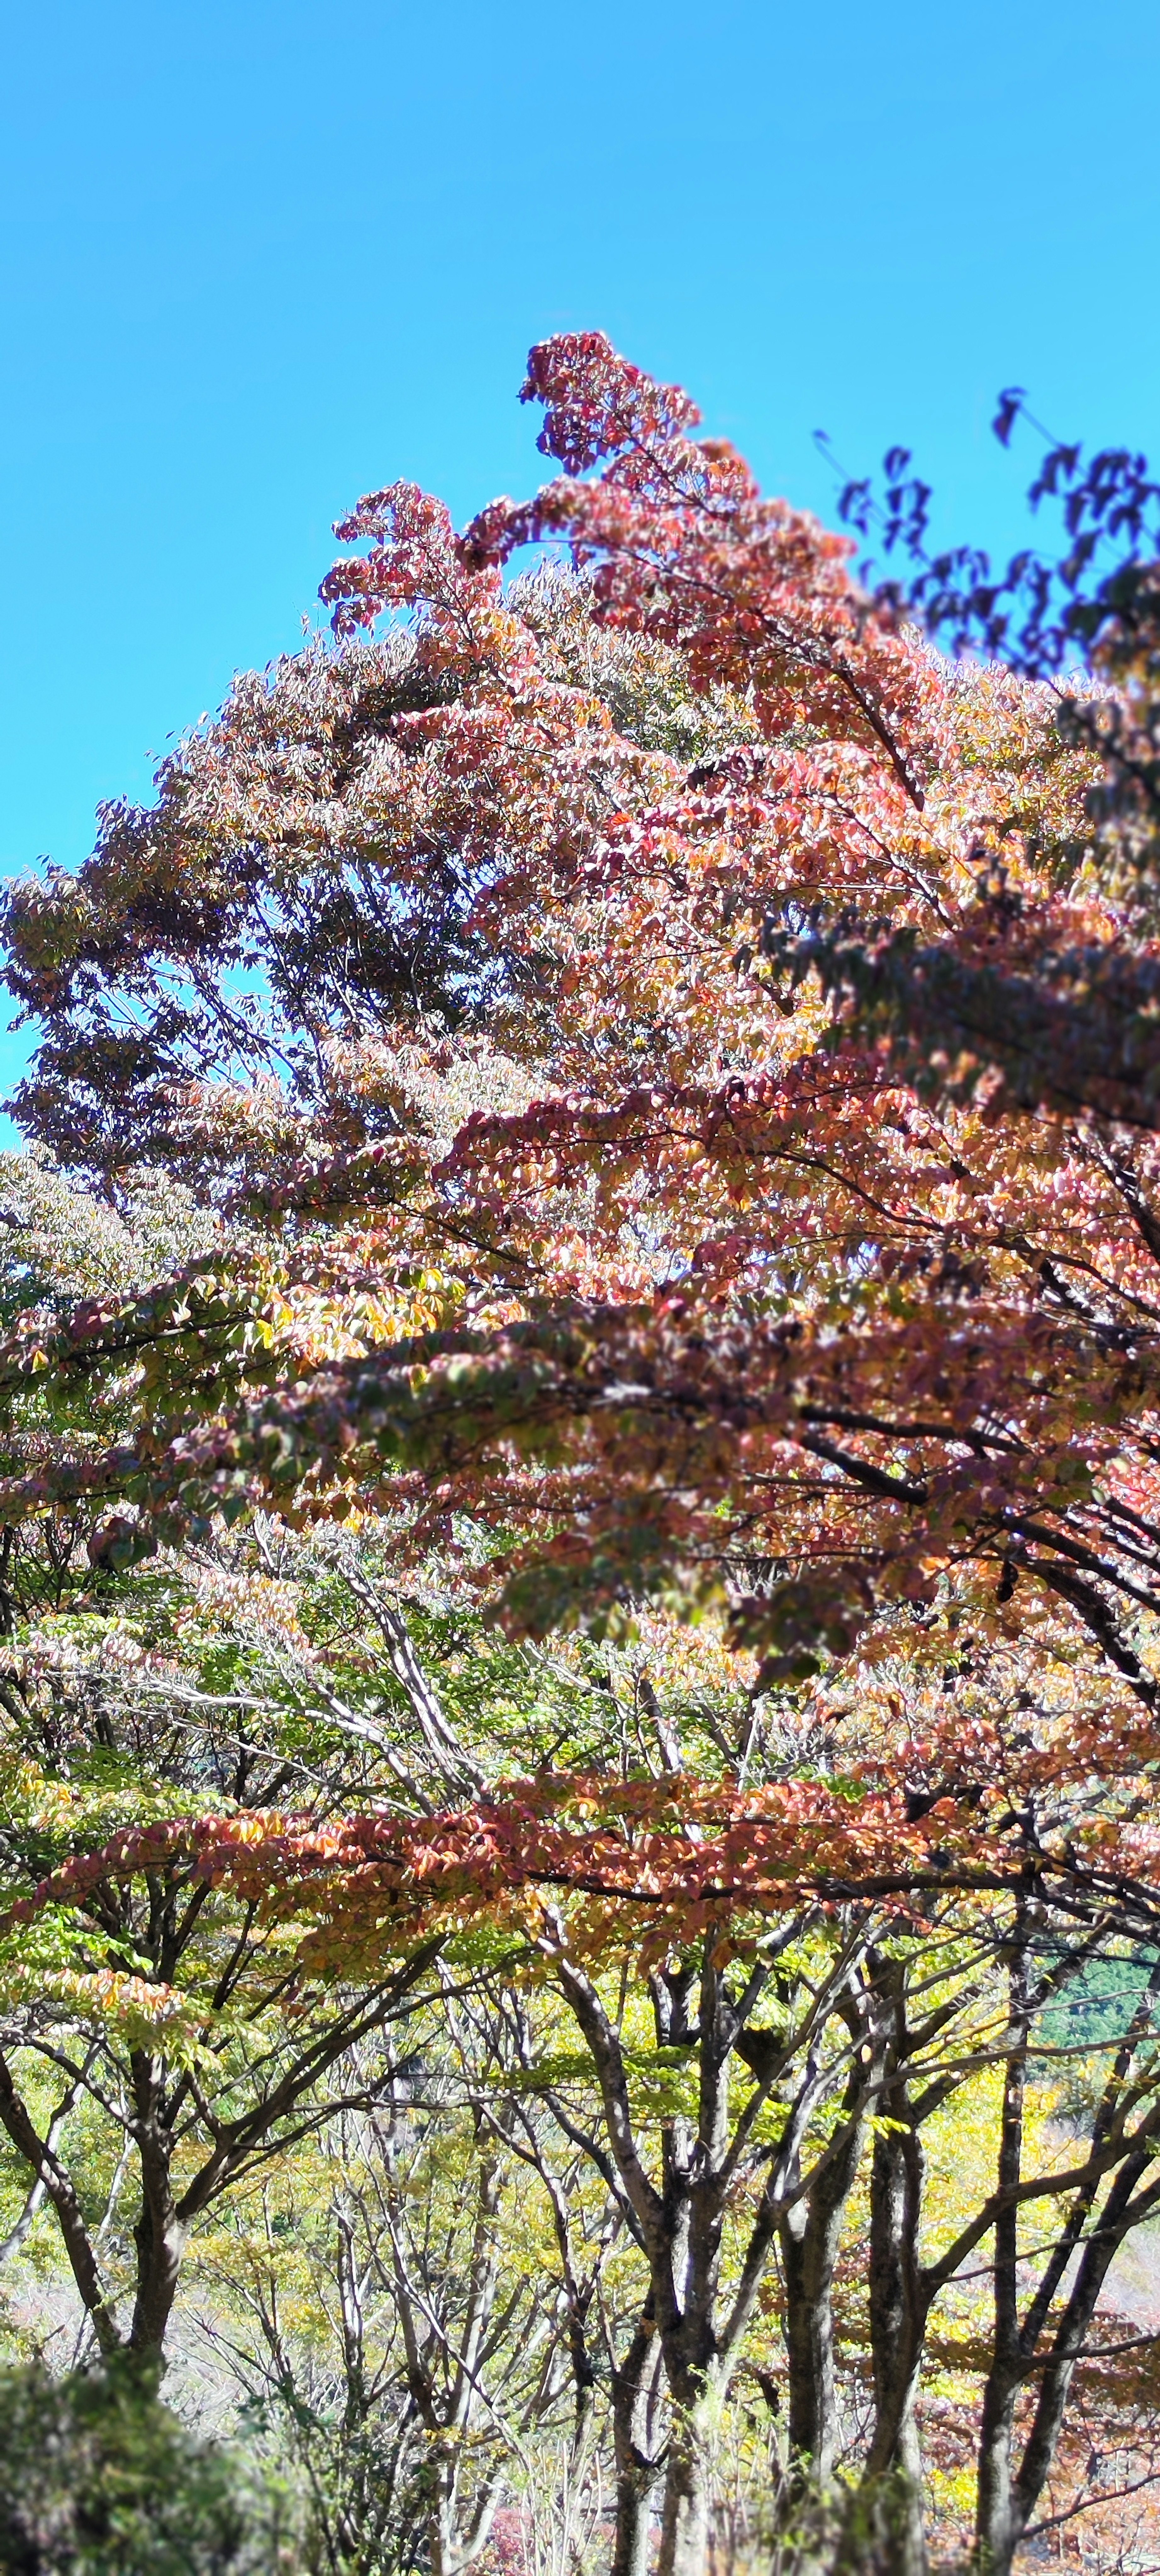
xmin=1010 ymin=2152 xmax=1160 ymax=2545
xmin=781 ymin=2200 xmax=838 ymax=2483
xmin=129 ymin=2196 xmax=185 ymax=2359
xmin=614 ymin=2462 xmax=659 ymax=2576
xmin=657 ymin=2403 xmax=711 ymax=2576
xmin=836 ymin=2422 xmax=926 ymax=2576
xmin=779 ymin=2082 xmax=870 ymax=2491
xmin=973 ymin=2370 xmax=1020 ymax=2576
xmin=888 ymin=2413 xmax=927 ymax=2576
xmin=842 ymin=2107 xmax=929 ymax=2575
xmin=612 ymin=2310 xmax=665 ymax=2576
xmin=426 ymin=2440 xmax=462 ymax=2576
xmin=972 ymin=1934 xmax=1029 ymax=2576
xmin=0 ymin=2049 xmax=121 ymax=2357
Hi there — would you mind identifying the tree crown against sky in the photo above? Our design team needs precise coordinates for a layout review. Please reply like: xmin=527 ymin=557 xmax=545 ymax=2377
xmin=4 ymin=331 xmax=1160 ymax=1720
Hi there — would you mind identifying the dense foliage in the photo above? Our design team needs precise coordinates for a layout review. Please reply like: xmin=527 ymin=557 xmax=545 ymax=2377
xmin=3 ymin=334 xmax=1160 ymax=2575
xmin=0 ymin=2357 xmax=293 ymax=2573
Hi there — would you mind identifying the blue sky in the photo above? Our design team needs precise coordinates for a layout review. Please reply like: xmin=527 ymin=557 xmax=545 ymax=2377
xmin=2 ymin=0 xmax=1158 ymax=1110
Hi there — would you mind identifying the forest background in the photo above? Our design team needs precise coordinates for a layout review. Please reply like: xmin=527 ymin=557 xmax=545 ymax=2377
xmin=4 ymin=8 xmax=1160 ymax=2575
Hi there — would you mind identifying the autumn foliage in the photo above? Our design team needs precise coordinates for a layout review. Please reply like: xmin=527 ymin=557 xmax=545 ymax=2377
xmin=5 ymin=332 xmax=1160 ymax=2572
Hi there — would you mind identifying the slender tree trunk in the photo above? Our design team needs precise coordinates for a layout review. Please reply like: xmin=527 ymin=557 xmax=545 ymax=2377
xmin=128 ymin=2196 xmax=186 ymax=2360
xmin=1011 ymin=2152 xmax=1160 ymax=2542
xmin=653 ymin=2253 xmax=716 ymax=2576
xmin=779 ymin=2081 xmax=870 ymax=2492
xmin=843 ymin=2108 xmax=929 ymax=2576
xmin=657 ymin=2397 xmax=711 ymax=2576
xmin=781 ymin=2201 xmax=838 ymax=2481
xmin=612 ymin=2309 xmax=665 ymax=2576
xmin=127 ymin=2055 xmax=186 ymax=2361
xmin=426 ymin=2440 xmax=462 ymax=2576
xmin=973 ymin=2368 xmax=1021 ymax=2576
xmin=643 ymin=1946 xmax=732 ymax=2576
xmin=890 ymin=2412 xmax=926 ymax=2576
xmin=0 ymin=2048 xmax=121 ymax=2357
xmin=972 ymin=1932 xmax=1030 ymax=2576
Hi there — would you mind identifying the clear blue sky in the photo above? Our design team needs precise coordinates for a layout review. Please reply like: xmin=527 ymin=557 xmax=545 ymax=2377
xmin=2 ymin=0 xmax=1158 ymax=1106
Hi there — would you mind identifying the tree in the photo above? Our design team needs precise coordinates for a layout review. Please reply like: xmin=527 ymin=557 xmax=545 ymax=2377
xmin=0 ymin=1786 xmax=440 ymax=2364
xmin=7 ymin=329 xmax=1160 ymax=2572
xmin=17 ymin=1702 xmax=1160 ymax=2576
xmin=194 ymin=2041 xmax=618 ymax=2576
xmin=3 ymin=339 xmax=1155 ymax=1715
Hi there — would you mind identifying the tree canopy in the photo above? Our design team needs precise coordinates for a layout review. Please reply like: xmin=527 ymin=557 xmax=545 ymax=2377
xmin=3 ymin=333 xmax=1160 ymax=2576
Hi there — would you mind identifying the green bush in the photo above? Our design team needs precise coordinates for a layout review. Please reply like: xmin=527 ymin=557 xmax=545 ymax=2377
xmin=0 ymin=2358 xmax=299 ymax=2575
